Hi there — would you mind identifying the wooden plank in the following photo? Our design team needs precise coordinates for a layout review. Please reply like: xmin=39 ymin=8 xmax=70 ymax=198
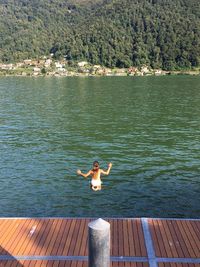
xmin=0 ymin=260 xmax=142 ymax=267
xmin=132 ymin=219 xmax=140 ymax=256
xmin=10 ymin=219 xmax=39 ymax=255
xmin=138 ymin=263 xmax=145 ymax=267
xmin=0 ymin=261 xmax=150 ymax=267
xmin=46 ymin=219 xmax=64 ymax=255
xmin=52 ymin=261 xmax=60 ymax=267
xmin=54 ymin=219 xmax=72 ymax=256
xmin=127 ymin=219 xmax=136 ymax=256
xmin=137 ymin=219 xmax=147 ymax=257
xmin=50 ymin=219 xmax=69 ymax=255
xmin=47 ymin=261 xmax=58 ymax=267
xmin=154 ymin=219 xmax=171 ymax=258
xmin=184 ymin=220 xmax=200 ymax=257
xmin=172 ymin=220 xmax=190 ymax=258
xmin=70 ymin=260 xmax=78 ymax=267
xmin=73 ymin=219 xmax=86 ymax=256
xmin=40 ymin=260 xmax=48 ymax=267
xmin=118 ymin=219 xmax=124 ymax=257
xmin=25 ymin=219 xmax=47 ymax=256
xmin=0 ymin=219 xmax=21 ymax=254
xmin=194 ymin=221 xmax=200 ymax=232
xmin=158 ymin=263 xmax=169 ymax=267
xmin=112 ymin=219 xmax=119 ymax=256
xmin=177 ymin=220 xmax=197 ymax=258
xmin=0 ymin=219 xmax=11 ymax=236
xmin=68 ymin=219 xmax=82 ymax=256
xmin=77 ymin=262 xmax=83 ymax=267
xmin=56 ymin=261 xmax=65 ymax=267
xmin=79 ymin=219 xmax=89 ymax=257
xmin=124 ymin=261 xmax=131 ymax=267
xmin=158 ymin=264 xmax=200 ymax=267
xmin=22 ymin=260 xmax=33 ymax=267
xmin=0 ymin=219 xmax=11 ymax=244
xmin=16 ymin=219 xmax=37 ymax=256
xmin=0 ymin=260 xmax=6 ymax=266
xmin=3 ymin=261 xmax=11 ymax=267
xmin=61 ymin=219 xmax=77 ymax=255
xmin=123 ymin=219 xmax=130 ymax=256
xmin=27 ymin=261 xmax=36 ymax=267
xmin=0 ymin=217 xmax=199 ymax=265
xmin=169 ymin=264 xmax=176 ymax=267
xmin=37 ymin=219 xmax=57 ymax=256
xmin=190 ymin=221 xmax=200 ymax=243
xmin=31 ymin=219 xmax=52 ymax=256
xmin=148 ymin=219 xmax=161 ymax=257
xmin=83 ymin=218 xmax=91 ymax=256
xmin=8 ymin=219 xmax=32 ymax=254
xmin=39 ymin=219 xmax=59 ymax=256
xmin=167 ymin=220 xmax=187 ymax=258
xmin=161 ymin=220 xmax=179 ymax=258
xmin=152 ymin=219 xmax=163 ymax=257
xmin=1 ymin=219 xmax=30 ymax=254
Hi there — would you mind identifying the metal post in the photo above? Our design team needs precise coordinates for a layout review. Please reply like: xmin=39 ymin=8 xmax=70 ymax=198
xmin=88 ymin=218 xmax=110 ymax=267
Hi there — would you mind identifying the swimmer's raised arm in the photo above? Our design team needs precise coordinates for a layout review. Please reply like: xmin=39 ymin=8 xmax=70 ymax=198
xmin=77 ymin=169 xmax=91 ymax=178
xmin=101 ymin=162 xmax=112 ymax=175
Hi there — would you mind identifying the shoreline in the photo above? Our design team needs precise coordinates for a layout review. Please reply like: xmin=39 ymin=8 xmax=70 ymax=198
xmin=0 ymin=70 xmax=200 ymax=78
xmin=0 ymin=60 xmax=199 ymax=77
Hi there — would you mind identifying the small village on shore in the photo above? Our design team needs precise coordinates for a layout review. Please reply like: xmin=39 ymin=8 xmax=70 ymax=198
xmin=0 ymin=57 xmax=200 ymax=77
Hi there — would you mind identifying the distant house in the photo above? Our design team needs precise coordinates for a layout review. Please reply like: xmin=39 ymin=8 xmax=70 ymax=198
xmin=154 ymin=69 xmax=163 ymax=75
xmin=23 ymin=59 xmax=32 ymax=65
xmin=93 ymin=65 xmax=101 ymax=69
xmin=0 ymin=64 xmax=13 ymax=70
xmin=44 ymin=59 xmax=52 ymax=68
xmin=55 ymin=62 xmax=65 ymax=72
xmin=128 ymin=67 xmax=138 ymax=75
xmin=33 ymin=67 xmax=41 ymax=72
xmin=141 ymin=65 xmax=151 ymax=74
xmin=77 ymin=61 xmax=88 ymax=67
xmin=24 ymin=59 xmax=43 ymax=66
xmin=55 ymin=62 xmax=63 ymax=68
xmin=96 ymin=67 xmax=112 ymax=76
xmin=16 ymin=62 xmax=24 ymax=68
xmin=33 ymin=67 xmax=41 ymax=76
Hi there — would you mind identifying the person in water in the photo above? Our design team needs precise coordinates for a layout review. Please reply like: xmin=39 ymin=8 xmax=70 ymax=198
xmin=77 ymin=161 xmax=112 ymax=191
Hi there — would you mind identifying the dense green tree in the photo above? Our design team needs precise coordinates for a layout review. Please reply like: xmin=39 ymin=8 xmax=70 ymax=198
xmin=0 ymin=0 xmax=200 ymax=70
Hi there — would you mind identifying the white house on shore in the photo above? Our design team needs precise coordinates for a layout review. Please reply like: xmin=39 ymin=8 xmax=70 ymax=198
xmin=77 ymin=61 xmax=88 ymax=67
xmin=0 ymin=64 xmax=14 ymax=70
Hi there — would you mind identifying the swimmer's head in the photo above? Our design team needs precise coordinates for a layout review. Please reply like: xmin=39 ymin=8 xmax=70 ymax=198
xmin=93 ymin=161 xmax=99 ymax=170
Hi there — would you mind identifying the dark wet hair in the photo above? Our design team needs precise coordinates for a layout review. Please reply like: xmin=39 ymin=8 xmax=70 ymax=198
xmin=93 ymin=161 xmax=99 ymax=167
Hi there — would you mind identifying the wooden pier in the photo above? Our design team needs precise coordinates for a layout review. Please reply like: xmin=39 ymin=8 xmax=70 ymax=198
xmin=0 ymin=218 xmax=199 ymax=266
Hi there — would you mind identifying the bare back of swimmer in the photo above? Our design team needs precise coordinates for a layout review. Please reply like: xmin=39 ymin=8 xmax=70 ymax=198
xmin=77 ymin=161 xmax=112 ymax=191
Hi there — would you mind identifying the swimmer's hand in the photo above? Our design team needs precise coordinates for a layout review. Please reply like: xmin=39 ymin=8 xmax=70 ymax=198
xmin=77 ymin=169 xmax=82 ymax=175
xmin=108 ymin=162 xmax=112 ymax=168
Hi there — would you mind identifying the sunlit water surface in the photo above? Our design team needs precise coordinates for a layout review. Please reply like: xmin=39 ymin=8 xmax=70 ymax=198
xmin=0 ymin=76 xmax=200 ymax=218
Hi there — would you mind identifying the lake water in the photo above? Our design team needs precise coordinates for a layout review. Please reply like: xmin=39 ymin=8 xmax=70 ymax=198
xmin=0 ymin=76 xmax=200 ymax=218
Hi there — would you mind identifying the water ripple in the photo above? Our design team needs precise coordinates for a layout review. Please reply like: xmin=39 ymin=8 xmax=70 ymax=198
xmin=0 ymin=76 xmax=200 ymax=218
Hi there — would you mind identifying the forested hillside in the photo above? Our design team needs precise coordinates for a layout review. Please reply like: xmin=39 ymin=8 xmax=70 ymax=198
xmin=0 ymin=0 xmax=200 ymax=70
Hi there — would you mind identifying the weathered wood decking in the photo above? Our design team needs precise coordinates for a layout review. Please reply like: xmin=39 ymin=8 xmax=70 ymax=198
xmin=0 ymin=218 xmax=199 ymax=266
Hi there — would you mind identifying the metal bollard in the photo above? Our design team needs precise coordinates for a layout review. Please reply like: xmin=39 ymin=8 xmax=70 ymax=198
xmin=88 ymin=218 xmax=110 ymax=267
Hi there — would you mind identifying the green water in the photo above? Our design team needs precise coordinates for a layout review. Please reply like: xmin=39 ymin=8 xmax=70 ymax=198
xmin=0 ymin=76 xmax=200 ymax=218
